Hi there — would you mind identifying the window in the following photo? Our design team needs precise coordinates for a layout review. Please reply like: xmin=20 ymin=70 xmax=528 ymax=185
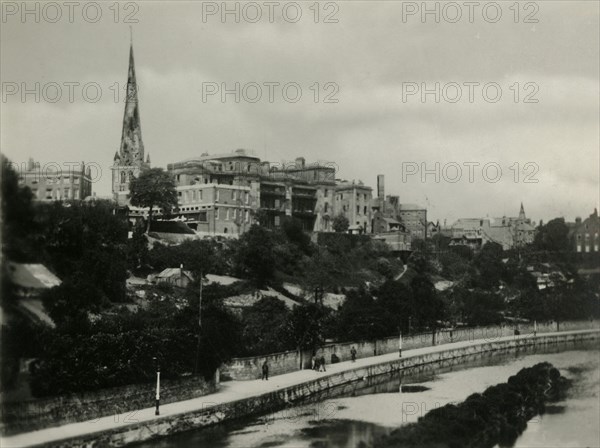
xmin=356 ymin=205 xmax=360 ymax=214
xmin=245 ymin=192 xmax=249 ymax=204
xmin=74 ymin=190 xmax=79 ymax=199
xmin=216 ymin=190 xmax=220 ymax=201
xmin=364 ymin=206 xmax=367 ymax=214
xmin=245 ymin=210 xmax=249 ymax=222
xmin=226 ymin=209 xmax=230 ymax=220
xmin=324 ymin=189 xmax=328 ymax=197
xmin=215 ymin=207 xmax=219 ymax=220
xmin=324 ymin=203 xmax=328 ymax=213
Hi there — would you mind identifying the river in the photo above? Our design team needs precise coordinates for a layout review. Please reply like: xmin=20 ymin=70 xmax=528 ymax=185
xmin=136 ymin=341 xmax=600 ymax=448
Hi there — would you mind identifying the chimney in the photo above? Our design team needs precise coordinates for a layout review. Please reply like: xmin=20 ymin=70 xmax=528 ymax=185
xmin=27 ymin=157 xmax=34 ymax=171
xmin=576 ymin=217 xmax=582 ymax=225
xmin=377 ymin=175 xmax=385 ymax=198
xmin=295 ymin=157 xmax=305 ymax=169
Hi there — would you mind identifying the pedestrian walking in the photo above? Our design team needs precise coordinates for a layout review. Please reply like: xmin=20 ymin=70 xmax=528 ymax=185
xmin=319 ymin=355 xmax=326 ymax=372
xmin=311 ymin=355 xmax=317 ymax=371
xmin=350 ymin=346 xmax=357 ymax=362
xmin=262 ymin=361 xmax=269 ymax=381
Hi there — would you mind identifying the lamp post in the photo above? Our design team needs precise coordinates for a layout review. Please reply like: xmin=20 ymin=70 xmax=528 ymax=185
xmin=398 ymin=326 xmax=403 ymax=358
xmin=152 ymin=356 xmax=160 ymax=415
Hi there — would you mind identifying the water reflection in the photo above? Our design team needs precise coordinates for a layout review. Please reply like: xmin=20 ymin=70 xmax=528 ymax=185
xmin=135 ymin=341 xmax=599 ymax=448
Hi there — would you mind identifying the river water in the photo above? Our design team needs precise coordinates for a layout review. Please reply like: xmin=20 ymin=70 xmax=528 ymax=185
xmin=137 ymin=341 xmax=600 ymax=448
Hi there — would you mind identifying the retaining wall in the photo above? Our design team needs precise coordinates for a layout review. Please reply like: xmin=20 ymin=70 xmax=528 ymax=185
xmin=221 ymin=319 xmax=600 ymax=380
xmin=37 ymin=329 xmax=600 ymax=448
xmin=1 ymin=375 xmax=217 ymax=435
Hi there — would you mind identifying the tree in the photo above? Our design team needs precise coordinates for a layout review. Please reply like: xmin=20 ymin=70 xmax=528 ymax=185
xmin=129 ymin=168 xmax=178 ymax=233
xmin=234 ymin=225 xmax=276 ymax=288
xmin=332 ymin=214 xmax=349 ymax=233
xmin=335 ymin=288 xmax=388 ymax=341
xmin=533 ymin=218 xmax=571 ymax=253
xmin=241 ymin=296 xmax=293 ymax=355
xmin=410 ymin=273 xmax=445 ymax=332
xmin=288 ymin=302 xmax=332 ymax=352
xmin=41 ymin=278 xmax=104 ymax=332
xmin=376 ymin=280 xmax=414 ymax=334
xmin=1 ymin=156 xmax=36 ymax=260
xmin=472 ymin=241 xmax=504 ymax=289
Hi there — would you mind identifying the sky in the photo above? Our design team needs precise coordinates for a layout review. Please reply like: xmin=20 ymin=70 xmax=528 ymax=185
xmin=1 ymin=0 xmax=599 ymax=224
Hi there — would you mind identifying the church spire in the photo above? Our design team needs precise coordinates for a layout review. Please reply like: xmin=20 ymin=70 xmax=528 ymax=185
xmin=118 ymin=40 xmax=144 ymax=165
xmin=519 ymin=202 xmax=526 ymax=220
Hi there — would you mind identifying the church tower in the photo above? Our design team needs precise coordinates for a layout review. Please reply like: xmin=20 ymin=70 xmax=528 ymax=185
xmin=112 ymin=39 xmax=150 ymax=205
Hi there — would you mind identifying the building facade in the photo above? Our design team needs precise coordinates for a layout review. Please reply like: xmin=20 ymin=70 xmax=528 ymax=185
xmin=450 ymin=204 xmax=536 ymax=251
xmin=18 ymin=158 xmax=92 ymax=201
xmin=399 ymin=203 xmax=427 ymax=240
xmin=334 ymin=180 xmax=373 ymax=234
xmin=572 ymin=209 xmax=600 ymax=253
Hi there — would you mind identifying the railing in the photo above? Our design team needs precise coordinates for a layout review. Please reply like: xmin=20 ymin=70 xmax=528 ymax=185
xmin=220 ymin=319 xmax=600 ymax=381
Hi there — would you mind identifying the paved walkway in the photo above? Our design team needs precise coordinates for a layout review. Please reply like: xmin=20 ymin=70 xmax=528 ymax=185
xmin=2 ymin=329 xmax=598 ymax=447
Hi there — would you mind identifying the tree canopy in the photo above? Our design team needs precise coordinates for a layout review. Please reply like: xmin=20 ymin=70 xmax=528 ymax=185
xmin=129 ymin=168 xmax=178 ymax=232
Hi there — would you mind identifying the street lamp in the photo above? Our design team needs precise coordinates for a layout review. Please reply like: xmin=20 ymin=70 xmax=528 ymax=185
xmin=152 ymin=356 xmax=160 ymax=416
xmin=398 ymin=326 xmax=403 ymax=358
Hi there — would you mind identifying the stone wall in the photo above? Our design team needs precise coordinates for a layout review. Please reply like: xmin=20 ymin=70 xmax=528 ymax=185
xmin=221 ymin=320 xmax=600 ymax=380
xmin=1 ymin=374 xmax=217 ymax=435
xmin=36 ymin=329 xmax=600 ymax=448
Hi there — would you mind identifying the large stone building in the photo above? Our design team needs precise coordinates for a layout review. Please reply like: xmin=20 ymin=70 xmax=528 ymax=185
xmin=571 ymin=209 xmax=599 ymax=253
xmin=18 ymin=158 xmax=92 ymax=201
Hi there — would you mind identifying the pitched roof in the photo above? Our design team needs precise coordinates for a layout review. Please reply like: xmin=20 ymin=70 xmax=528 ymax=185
xmin=157 ymin=268 xmax=193 ymax=279
xmin=7 ymin=262 xmax=61 ymax=289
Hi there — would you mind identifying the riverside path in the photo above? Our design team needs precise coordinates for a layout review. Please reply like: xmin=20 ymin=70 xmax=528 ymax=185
xmin=2 ymin=328 xmax=599 ymax=447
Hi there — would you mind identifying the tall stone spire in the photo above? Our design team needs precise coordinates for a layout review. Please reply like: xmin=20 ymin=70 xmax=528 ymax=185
xmin=519 ymin=202 xmax=526 ymax=220
xmin=118 ymin=42 xmax=144 ymax=165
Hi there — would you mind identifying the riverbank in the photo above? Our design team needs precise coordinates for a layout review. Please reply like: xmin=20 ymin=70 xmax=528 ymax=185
xmin=2 ymin=329 xmax=598 ymax=448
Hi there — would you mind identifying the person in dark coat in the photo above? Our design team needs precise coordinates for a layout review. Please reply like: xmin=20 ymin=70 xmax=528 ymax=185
xmin=350 ymin=346 xmax=357 ymax=362
xmin=262 ymin=361 xmax=269 ymax=380
xmin=319 ymin=355 xmax=326 ymax=372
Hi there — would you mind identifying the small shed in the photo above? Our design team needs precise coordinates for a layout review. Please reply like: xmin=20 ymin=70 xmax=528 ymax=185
xmin=155 ymin=266 xmax=194 ymax=289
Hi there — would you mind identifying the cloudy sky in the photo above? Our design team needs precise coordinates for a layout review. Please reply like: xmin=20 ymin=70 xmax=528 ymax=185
xmin=1 ymin=1 xmax=598 ymax=224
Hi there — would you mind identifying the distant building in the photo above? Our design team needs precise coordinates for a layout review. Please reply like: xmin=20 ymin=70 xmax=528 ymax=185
xmin=335 ymin=180 xmax=373 ymax=234
xmin=399 ymin=203 xmax=427 ymax=240
xmin=17 ymin=158 xmax=92 ymax=201
xmin=571 ymin=208 xmax=599 ymax=253
xmin=450 ymin=203 xmax=536 ymax=251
